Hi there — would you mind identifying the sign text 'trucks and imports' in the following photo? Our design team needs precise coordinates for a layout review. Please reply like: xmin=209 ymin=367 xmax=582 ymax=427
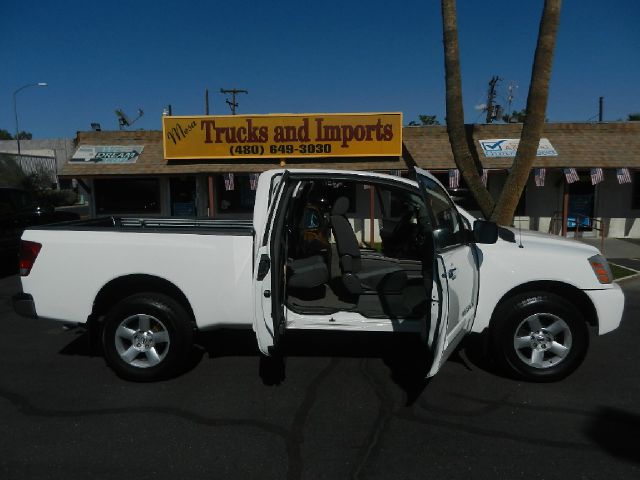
xmin=162 ymin=113 xmax=402 ymax=159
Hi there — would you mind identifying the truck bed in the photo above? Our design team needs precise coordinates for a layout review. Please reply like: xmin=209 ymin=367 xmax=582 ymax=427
xmin=27 ymin=216 xmax=254 ymax=235
xmin=20 ymin=217 xmax=256 ymax=328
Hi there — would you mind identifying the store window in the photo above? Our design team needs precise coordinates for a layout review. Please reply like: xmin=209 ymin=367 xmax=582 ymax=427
xmin=170 ymin=177 xmax=197 ymax=216
xmin=632 ymin=171 xmax=640 ymax=209
xmin=94 ymin=178 xmax=160 ymax=215
xmin=217 ymin=174 xmax=257 ymax=214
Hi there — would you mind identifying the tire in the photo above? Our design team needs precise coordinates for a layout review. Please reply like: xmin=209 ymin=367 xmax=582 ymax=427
xmin=490 ymin=292 xmax=589 ymax=382
xmin=102 ymin=293 xmax=194 ymax=382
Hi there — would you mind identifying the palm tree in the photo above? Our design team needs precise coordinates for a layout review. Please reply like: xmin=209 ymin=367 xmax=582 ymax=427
xmin=441 ymin=0 xmax=494 ymax=219
xmin=440 ymin=0 xmax=562 ymax=225
xmin=491 ymin=0 xmax=562 ymax=225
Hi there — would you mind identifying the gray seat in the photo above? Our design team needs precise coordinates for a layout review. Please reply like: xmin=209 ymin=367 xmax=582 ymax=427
xmin=329 ymin=197 xmax=405 ymax=295
xmin=287 ymin=255 xmax=329 ymax=289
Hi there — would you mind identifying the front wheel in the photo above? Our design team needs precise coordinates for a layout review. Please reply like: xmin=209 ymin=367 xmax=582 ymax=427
xmin=490 ymin=292 xmax=589 ymax=382
xmin=102 ymin=293 xmax=194 ymax=382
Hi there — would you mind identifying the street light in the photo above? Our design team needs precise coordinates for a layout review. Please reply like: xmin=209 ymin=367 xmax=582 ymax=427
xmin=13 ymin=82 xmax=47 ymax=155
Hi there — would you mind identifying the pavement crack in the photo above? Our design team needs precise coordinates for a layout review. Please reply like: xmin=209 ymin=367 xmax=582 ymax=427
xmin=286 ymin=357 xmax=340 ymax=480
xmin=350 ymin=358 xmax=396 ymax=480
xmin=0 ymin=385 xmax=289 ymax=448
xmin=418 ymin=392 xmax=511 ymax=417
xmin=0 ymin=356 xmax=339 ymax=480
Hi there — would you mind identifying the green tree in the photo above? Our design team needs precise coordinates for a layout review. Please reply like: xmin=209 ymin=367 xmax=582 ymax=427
xmin=502 ymin=109 xmax=527 ymax=123
xmin=16 ymin=131 xmax=33 ymax=140
xmin=440 ymin=0 xmax=561 ymax=225
xmin=0 ymin=129 xmax=14 ymax=140
xmin=0 ymin=154 xmax=28 ymax=187
xmin=629 ymin=113 xmax=640 ymax=121
xmin=0 ymin=129 xmax=33 ymax=140
xmin=408 ymin=115 xmax=441 ymax=126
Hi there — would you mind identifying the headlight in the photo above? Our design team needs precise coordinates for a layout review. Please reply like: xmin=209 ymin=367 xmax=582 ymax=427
xmin=588 ymin=254 xmax=613 ymax=284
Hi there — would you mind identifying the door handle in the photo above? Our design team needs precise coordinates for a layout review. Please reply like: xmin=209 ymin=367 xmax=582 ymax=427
xmin=448 ymin=267 xmax=457 ymax=280
xmin=257 ymin=254 xmax=270 ymax=281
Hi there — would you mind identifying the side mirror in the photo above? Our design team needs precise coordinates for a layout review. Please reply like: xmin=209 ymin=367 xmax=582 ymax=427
xmin=473 ymin=220 xmax=498 ymax=244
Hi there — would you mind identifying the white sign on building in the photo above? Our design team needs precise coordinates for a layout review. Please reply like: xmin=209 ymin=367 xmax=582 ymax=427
xmin=479 ymin=138 xmax=558 ymax=157
xmin=71 ymin=145 xmax=144 ymax=163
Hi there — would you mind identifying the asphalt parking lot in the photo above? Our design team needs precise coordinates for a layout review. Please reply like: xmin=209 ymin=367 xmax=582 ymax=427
xmin=0 ymin=272 xmax=638 ymax=480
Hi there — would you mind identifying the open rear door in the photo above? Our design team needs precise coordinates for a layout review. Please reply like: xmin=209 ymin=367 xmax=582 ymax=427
xmin=253 ymin=171 xmax=291 ymax=355
xmin=414 ymin=167 xmax=454 ymax=378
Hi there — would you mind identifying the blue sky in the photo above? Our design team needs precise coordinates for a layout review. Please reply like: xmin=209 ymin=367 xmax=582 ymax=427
xmin=2 ymin=0 xmax=639 ymax=139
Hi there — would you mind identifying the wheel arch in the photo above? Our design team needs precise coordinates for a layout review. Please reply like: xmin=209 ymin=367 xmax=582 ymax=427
xmin=90 ymin=274 xmax=196 ymax=326
xmin=489 ymin=281 xmax=598 ymax=330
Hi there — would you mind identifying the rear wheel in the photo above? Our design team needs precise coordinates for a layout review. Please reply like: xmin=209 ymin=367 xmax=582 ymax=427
xmin=490 ymin=292 xmax=589 ymax=382
xmin=102 ymin=293 xmax=193 ymax=382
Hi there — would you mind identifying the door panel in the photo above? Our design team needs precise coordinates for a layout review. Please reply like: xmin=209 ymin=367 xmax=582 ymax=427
xmin=426 ymin=255 xmax=449 ymax=377
xmin=253 ymin=172 xmax=290 ymax=355
xmin=439 ymin=244 xmax=478 ymax=348
xmin=415 ymin=167 xmax=478 ymax=377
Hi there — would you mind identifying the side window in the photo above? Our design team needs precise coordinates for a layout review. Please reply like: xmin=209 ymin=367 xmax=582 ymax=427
xmin=376 ymin=185 xmax=431 ymax=260
xmin=0 ymin=191 xmax=14 ymax=215
xmin=420 ymin=176 xmax=465 ymax=251
xmin=11 ymin=190 xmax=37 ymax=211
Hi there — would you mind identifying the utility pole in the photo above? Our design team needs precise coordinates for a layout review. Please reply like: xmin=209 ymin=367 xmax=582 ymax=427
xmin=598 ymin=96 xmax=604 ymax=122
xmin=485 ymin=76 xmax=501 ymax=123
xmin=505 ymin=81 xmax=518 ymax=122
xmin=220 ymin=88 xmax=248 ymax=115
xmin=205 ymin=88 xmax=210 ymax=115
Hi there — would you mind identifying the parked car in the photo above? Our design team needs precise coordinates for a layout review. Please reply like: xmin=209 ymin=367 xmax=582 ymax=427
xmin=0 ymin=187 xmax=80 ymax=265
xmin=12 ymin=169 xmax=624 ymax=383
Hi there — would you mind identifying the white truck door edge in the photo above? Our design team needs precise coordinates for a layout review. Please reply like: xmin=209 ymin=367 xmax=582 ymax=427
xmin=253 ymin=171 xmax=290 ymax=355
xmin=414 ymin=166 xmax=458 ymax=378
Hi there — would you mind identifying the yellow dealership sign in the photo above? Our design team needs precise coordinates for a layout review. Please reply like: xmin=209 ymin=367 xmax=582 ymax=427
xmin=162 ymin=112 xmax=402 ymax=160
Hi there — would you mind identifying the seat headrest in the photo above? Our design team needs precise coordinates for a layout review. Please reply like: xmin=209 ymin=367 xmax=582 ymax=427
xmin=332 ymin=196 xmax=349 ymax=216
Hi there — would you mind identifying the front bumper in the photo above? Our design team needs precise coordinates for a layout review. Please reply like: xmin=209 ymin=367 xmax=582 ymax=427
xmin=12 ymin=293 xmax=38 ymax=319
xmin=585 ymin=283 xmax=625 ymax=335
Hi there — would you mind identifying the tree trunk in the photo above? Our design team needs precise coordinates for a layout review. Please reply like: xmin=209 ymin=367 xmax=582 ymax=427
xmin=441 ymin=0 xmax=495 ymax=219
xmin=490 ymin=0 xmax=562 ymax=225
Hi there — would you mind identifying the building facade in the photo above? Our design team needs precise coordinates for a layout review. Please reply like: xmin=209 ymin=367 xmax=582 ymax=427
xmin=60 ymin=120 xmax=640 ymax=238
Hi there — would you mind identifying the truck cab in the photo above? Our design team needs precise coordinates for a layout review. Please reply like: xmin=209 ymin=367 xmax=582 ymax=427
xmin=253 ymin=168 xmax=497 ymax=378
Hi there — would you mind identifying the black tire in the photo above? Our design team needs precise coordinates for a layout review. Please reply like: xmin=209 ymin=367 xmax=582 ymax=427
xmin=490 ymin=292 xmax=589 ymax=382
xmin=102 ymin=293 xmax=194 ymax=382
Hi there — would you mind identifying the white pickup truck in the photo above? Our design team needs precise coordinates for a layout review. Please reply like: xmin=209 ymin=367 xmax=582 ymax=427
xmin=13 ymin=168 xmax=624 ymax=382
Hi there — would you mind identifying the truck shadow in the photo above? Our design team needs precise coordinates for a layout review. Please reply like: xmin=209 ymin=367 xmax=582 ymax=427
xmin=583 ymin=407 xmax=640 ymax=464
xmin=0 ymin=257 xmax=18 ymax=279
xmin=60 ymin=328 xmax=436 ymax=403
xmin=459 ymin=332 xmax=513 ymax=380
xmin=198 ymin=329 xmax=433 ymax=401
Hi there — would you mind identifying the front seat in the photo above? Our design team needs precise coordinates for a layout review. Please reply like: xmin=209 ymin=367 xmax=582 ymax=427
xmin=329 ymin=196 xmax=404 ymax=295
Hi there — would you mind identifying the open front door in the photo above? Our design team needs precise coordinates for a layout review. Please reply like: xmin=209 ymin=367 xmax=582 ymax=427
xmin=253 ymin=171 xmax=291 ymax=355
xmin=415 ymin=167 xmax=477 ymax=377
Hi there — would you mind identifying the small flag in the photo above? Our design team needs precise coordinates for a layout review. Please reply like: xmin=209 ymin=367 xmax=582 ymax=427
xmin=481 ymin=169 xmax=488 ymax=187
xmin=224 ymin=173 xmax=235 ymax=191
xmin=449 ymin=169 xmax=460 ymax=189
xmin=590 ymin=168 xmax=604 ymax=185
xmin=534 ymin=168 xmax=546 ymax=187
xmin=389 ymin=169 xmax=401 ymax=177
xmin=249 ymin=173 xmax=259 ymax=190
xmin=563 ymin=168 xmax=580 ymax=184
xmin=617 ymin=168 xmax=632 ymax=184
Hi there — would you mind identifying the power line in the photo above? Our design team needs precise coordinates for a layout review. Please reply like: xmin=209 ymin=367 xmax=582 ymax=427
xmin=220 ymin=88 xmax=248 ymax=115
